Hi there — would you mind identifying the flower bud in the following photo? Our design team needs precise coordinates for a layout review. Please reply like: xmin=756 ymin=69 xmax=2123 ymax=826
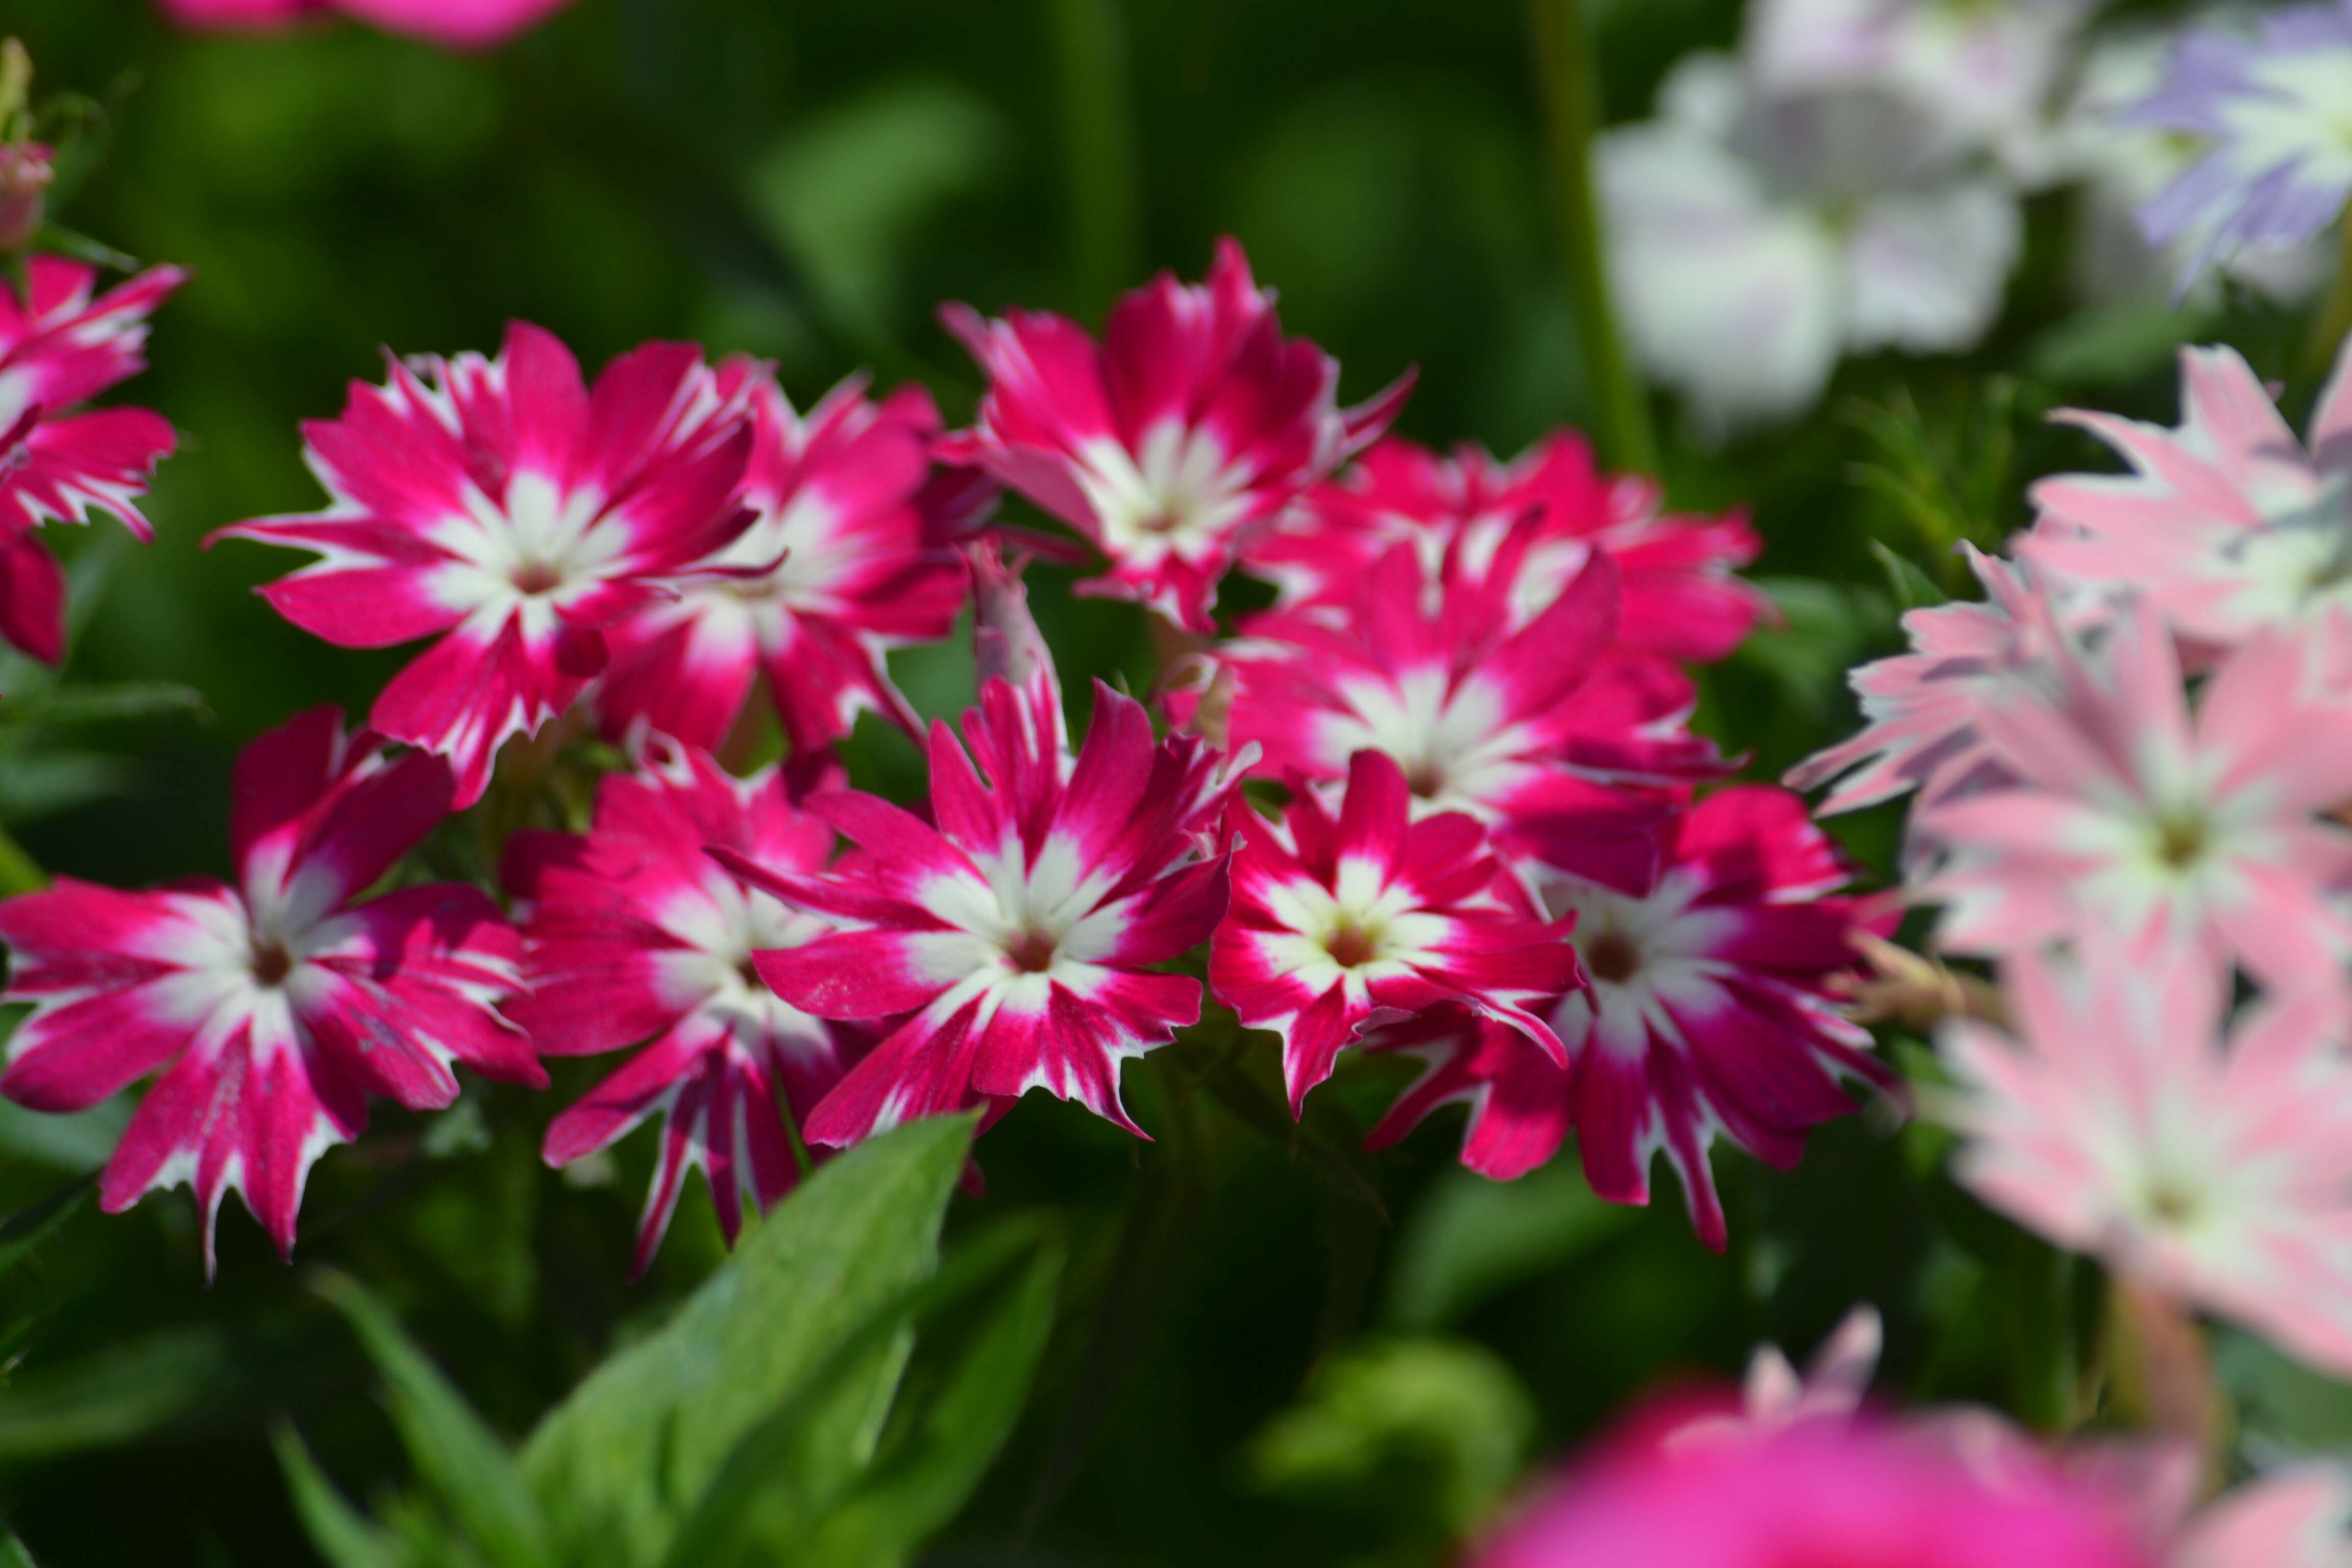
xmin=0 ymin=142 xmax=51 ymax=254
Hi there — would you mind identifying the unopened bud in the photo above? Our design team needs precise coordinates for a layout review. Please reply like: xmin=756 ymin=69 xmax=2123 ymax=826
xmin=0 ymin=142 xmax=50 ymax=253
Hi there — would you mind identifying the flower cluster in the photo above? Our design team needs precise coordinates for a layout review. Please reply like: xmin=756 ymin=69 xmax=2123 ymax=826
xmin=0 ymin=238 xmax=1897 ymax=1268
xmin=1793 ymin=335 xmax=2352 ymax=1378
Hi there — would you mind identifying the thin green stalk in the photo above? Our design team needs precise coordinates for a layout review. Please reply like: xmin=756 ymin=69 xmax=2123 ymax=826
xmin=2307 ymin=214 xmax=2352 ymax=379
xmin=1526 ymin=0 xmax=1657 ymax=476
xmin=1047 ymin=0 xmax=1145 ymax=317
xmin=0 ymin=821 xmax=44 ymax=896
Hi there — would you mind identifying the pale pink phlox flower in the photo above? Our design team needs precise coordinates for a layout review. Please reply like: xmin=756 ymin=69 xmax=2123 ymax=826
xmin=938 ymin=236 xmax=1412 ymax=633
xmin=0 ymin=708 xmax=542 ymax=1272
xmin=1921 ymin=598 xmax=2352 ymax=987
xmin=1940 ymin=940 xmax=2352 ymax=1377
xmin=215 ymin=323 xmax=761 ymax=807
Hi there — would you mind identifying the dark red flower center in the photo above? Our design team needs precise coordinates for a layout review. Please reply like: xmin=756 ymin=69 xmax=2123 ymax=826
xmin=1584 ymin=930 xmax=1639 ymax=985
xmin=1326 ymin=919 xmax=1379 ymax=969
xmin=251 ymin=939 xmax=293 ymax=988
xmin=511 ymin=560 xmax=564 ymax=596
xmin=1006 ymin=929 xmax=1059 ymax=973
xmin=738 ymin=956 xmax=765 ymax=990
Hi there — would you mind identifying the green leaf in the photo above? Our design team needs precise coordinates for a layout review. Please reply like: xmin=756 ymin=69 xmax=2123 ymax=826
xmin=0 ymin=1525 xmax=35 ymax=1568
xmin=314 ymin=1272 xmax=549 ymax=1568
xmin=10 ymin=682 xmax=208 ymax=727
xmin=520 ymin=1114 xmax=975 ymax=1568
xmin=272 ymin=1420 xmax=417 ymax=1568
xmin=660 ymin=1219 xmax=1064 ymax=1568
xmin=1384 ymin=1161 xmax=1635 ymax=1331
xmin=1245 ymin=1336 xmax=1536 ymax=1536
xmin=1869 ymin=541 xmax=1948 ymax=612
xmin=0 ymin=1327 xmax=236 ymax=1460
xmin=0 ymin=1179 xmax=89 ymax=1281
xmin=0 ymin=1095 xmax=129 ymax=1174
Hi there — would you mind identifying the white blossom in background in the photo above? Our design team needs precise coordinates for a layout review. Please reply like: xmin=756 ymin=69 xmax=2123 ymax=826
xmin=1598 ymin=55 xmax=2021 ymax=433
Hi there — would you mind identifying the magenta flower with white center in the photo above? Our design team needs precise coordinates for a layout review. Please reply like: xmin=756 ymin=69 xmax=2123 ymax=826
xmin=504 ymin=744 xmax=854 ymax=1276
xmin=717 ymin=554 xmax=1251 ymax=1145
xmin=1178 ymin=536 xmax=1723 ymax=892
xmin=0 ymin=257 xmax=186 ymax=664
xmin=1208 ymin=747 xmax=1580 ymax=1115
xmin=1363 ymin=786 xmax=1891 ymax=1250
xmin=597 ymin=377 xmax=971 ymax=755
xmin=0 ymin=708 xmax=541 ymax=1272
xmin=1245 ymin=430 xmax=1768 ymax=672
xmin=937 ymin=236 xmax=1412 ymax=633
xmin=2125 ymin=2 xmax=2352 ymax=290
xmin=1921 ymin=600 xmax=2352 ymax=987
xmin=213 ymin=323 xmax=758 ymax=807
xmin=1940 ymin=942 xmax=2352 ymax=1377
xmin=157 ymin=0 xmax=575 ymax=50
xmin=1784 ymin=544 xmax=2069 ymax=815
xmin=2022 ymin=340 xmax=2352 ymax=656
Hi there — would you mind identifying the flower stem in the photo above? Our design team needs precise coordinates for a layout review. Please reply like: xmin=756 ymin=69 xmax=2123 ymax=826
xmin=1048 ymin=0 xmax=1145 ymax=318
xmin=1526 ymin=0 xmax=1657 ymax=477
xmin=0 ymin=820 xmax=45 ymax=896
xmin=2307 ymin=214 xmax=2352 ymax=381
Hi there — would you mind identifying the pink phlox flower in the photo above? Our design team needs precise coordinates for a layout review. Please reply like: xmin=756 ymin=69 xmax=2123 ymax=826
xmin=0 ymin=707 xmax=541 ymax=1272
xmin=938 ymin=236 xmax=1413 ymax=633
xmin=1362 ymin=786 xmax=1894 ymax=1250
xmin=716 ymin=553 xmax=1253 ymax=1145
xmin=1470 ymin=1403 xmax=2157 ymax=1568
xmin=0 ymin=257 xmax=186 ymax=664
xmin=597 ymin=376 xmax=969 ymax=756
xmin=2174 ymin=1467 xmax=2352 ymax=1568
xmin=1172 ymin=535 xmax=1726 ymax=893
xmin=1667 ymin=1304 xmax=1884 ymax=1452
xmin=1939 ymin=939 xmax=2352 ymax=1376
xmin=1920 ymin=598 xmax=2352 ymax=987
xmin=1209 ymin=747 xmax=1581 ymax=1116
xmin=213 ymin=323 xmax=760 ymax=807
xmin=1245 ymin=429 xmax=1769 ymax=670
xmin=1786 ymin=544 xmax=2081 ymax=815
xmin=504 ymin=742 xmax=852 ymax=1276
xmin=2023 ymin=339 xmax=2352 ymax=657
xmin=157 ymin=0 xmax=575 ymax=49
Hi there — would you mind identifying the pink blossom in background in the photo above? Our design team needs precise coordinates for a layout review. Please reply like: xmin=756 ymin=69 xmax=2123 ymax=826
xmin=1922 ymin=601 xmax=2352 ymax=987
xmin=1176 ymin=540 xmax=1722 ymax=893
xmin=1471 ymin=1408 xmax=2155 ymax=1568
xmin=2023 ymin=340 xmax=2352 ymax=657
xmin=1666 ymin=1304 xmax=1882 ymax=1452
xmin=720 ymin=553 xmax=1252 ymax=1146
xmin=597 ymin=377 xmax=971 ymax=757
xmin=505 ymin=745 xmax=855 ymax=1277
xmin=157 ymin=0 xmax=575 ymax=50
xmin=0 ymin=709 xmax=542 ymax=1271
xmin=1244 ymin=430 xmax=1768 ymax=671
xmin=2174 ymin=1469 xmax=2352 ymax=1568
xmin=214 ymin=323 xmax=758 ymax=807
xmin=0 ymin=258 xmax=186 ymax=664
xmin=1941 ymin=941 xmax=2352 ymax=1376
xmin=1209 ymin=747 xmax=1581 ymax=1115
xmin=1785 ymin=545 xmax=2072 ymax=815
xmin=939 ymin=236 xmax=1412 ymax=632
xmin=1363 ymin=786 xmax=1891 ymax=1250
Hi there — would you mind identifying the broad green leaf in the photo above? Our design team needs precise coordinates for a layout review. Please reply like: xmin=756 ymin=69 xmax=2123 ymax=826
xmin=0 ymin=1327 xmax=235 ymax=1460
xmin=272 ymin=1420 xmax=417 ymax=1568
xmin=1245 ymin=1336 xmax=1535 ymax=1536
xmin=521 ymin=1114 xmax=975 ymax=1568
xmin=0 ymin=1095 xmax=129 ymax=1174
xmin=1384 ymin=1161 xmax=1635 ymax=1331
xmin=0 ymin=1526 xmax=33 ymax=1567
xmin=315 ymin=1272 xmax=548 ymax=1568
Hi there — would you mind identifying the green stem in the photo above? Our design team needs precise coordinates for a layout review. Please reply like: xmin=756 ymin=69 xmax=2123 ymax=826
xmin=1047 ymin=0 xmax=1145 ymax=318
xmin=1526 ymin=0 xmax=1656 ymax=476
xmin=0 ymin=820 xmax=44 ymax=896
xmin=2307 ymin=214 xmax=2352 ymax=381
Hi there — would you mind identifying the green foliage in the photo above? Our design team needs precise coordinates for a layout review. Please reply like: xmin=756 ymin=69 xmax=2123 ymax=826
xmin=1383 ymin=1162 xmax=1634 ymax=1333
xmin=274 ymin=1117 xmax=1058 ymax=1568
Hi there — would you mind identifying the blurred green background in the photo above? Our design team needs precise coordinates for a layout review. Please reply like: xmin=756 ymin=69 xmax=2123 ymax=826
xmin=0 ymin=1 xmax=2323 ymax=1563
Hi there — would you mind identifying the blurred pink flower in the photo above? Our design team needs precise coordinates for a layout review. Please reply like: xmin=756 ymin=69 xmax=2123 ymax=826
xmin=157 ymin=0 xmax=574 ymax=49
xmin=1941 ymin=941 xmax=2352 ymax=1376
xmin=1922 ymin=599 xmax=2352 ymax=987
xmin=1472 ymin=1407 xmax=2154 ymax=1568
xmin=2023 ymin=340 xmax=2352 ymax=657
